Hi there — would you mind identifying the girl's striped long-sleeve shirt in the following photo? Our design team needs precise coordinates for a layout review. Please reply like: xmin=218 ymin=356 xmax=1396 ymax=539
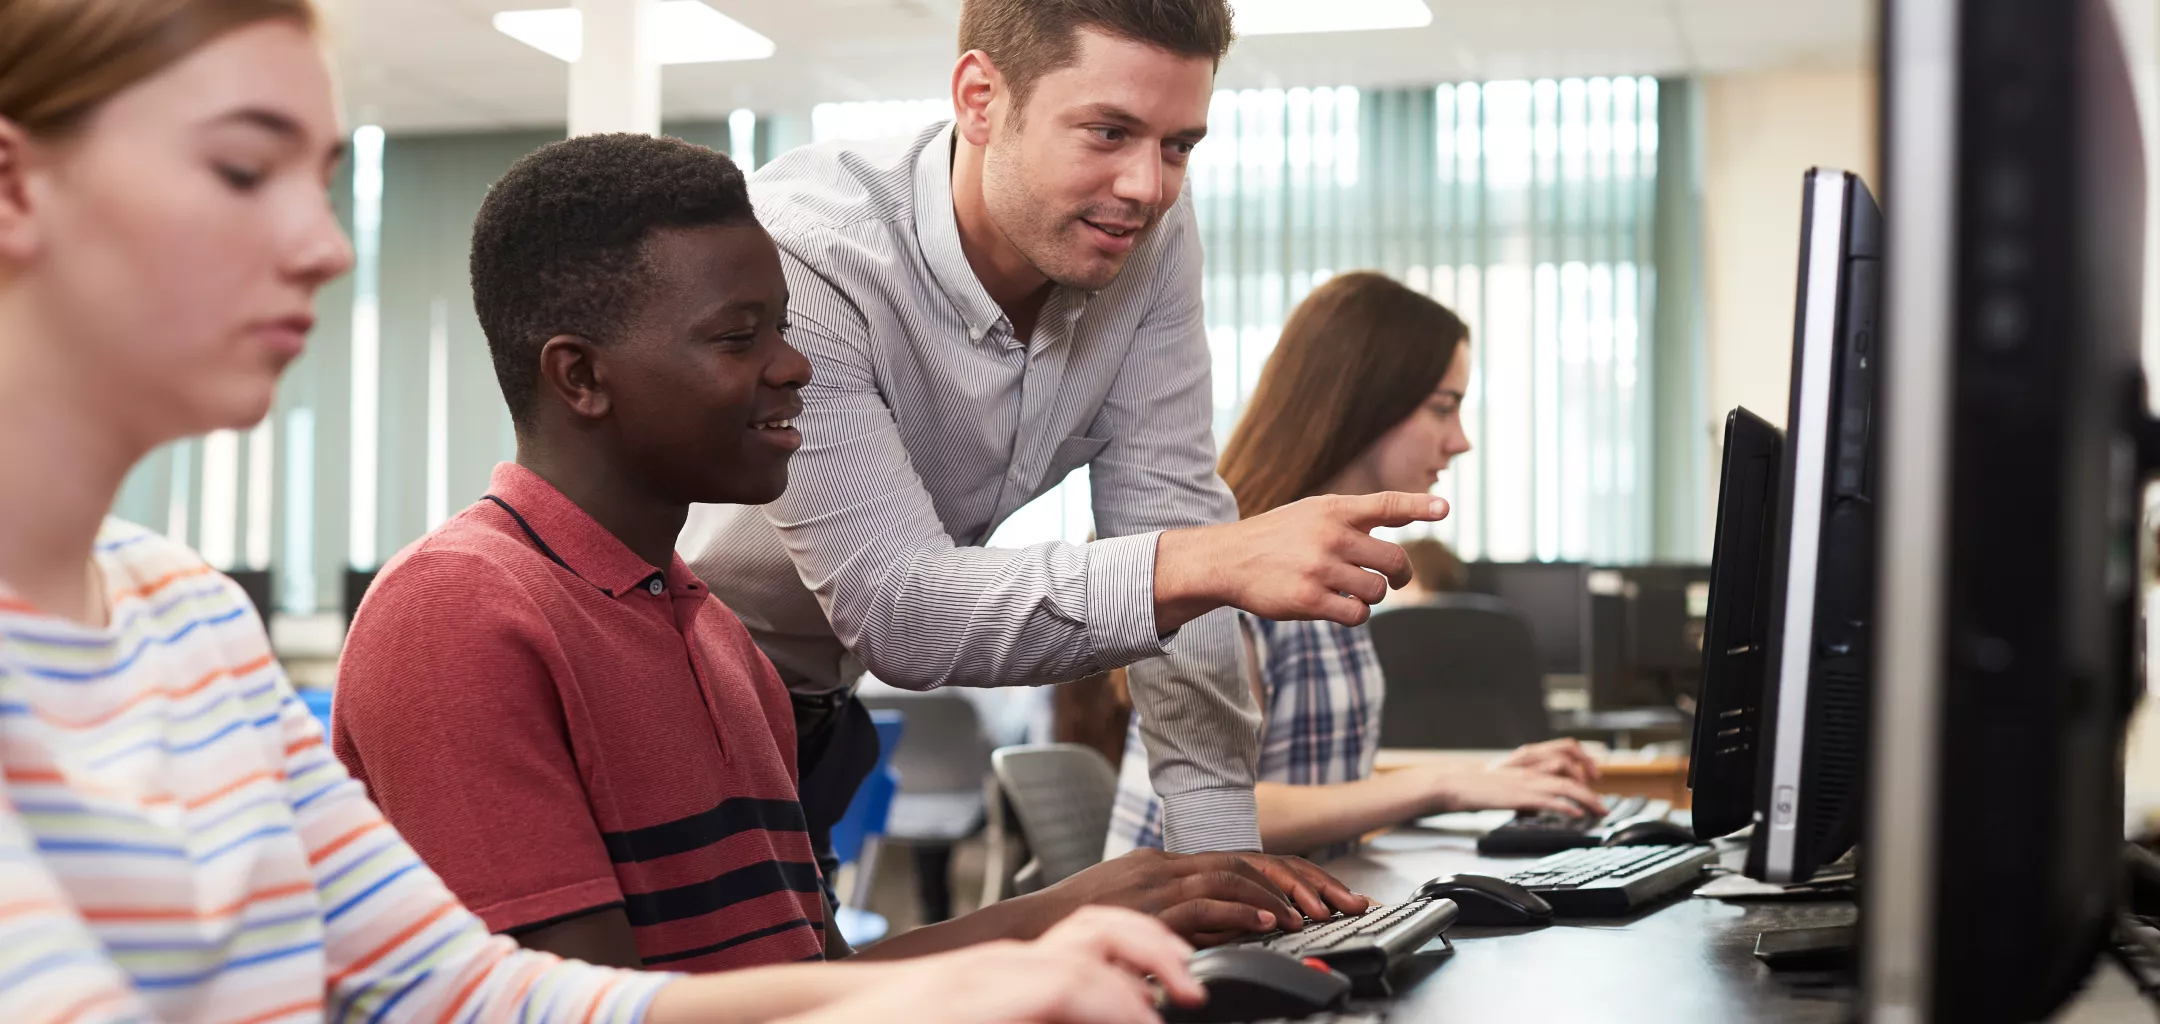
xmin=0 ymin=518 xmax=675 ymax=1023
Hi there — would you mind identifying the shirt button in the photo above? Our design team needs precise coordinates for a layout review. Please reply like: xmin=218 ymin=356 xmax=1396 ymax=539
xmin=648 ymin=579 xmax=665 ymax=596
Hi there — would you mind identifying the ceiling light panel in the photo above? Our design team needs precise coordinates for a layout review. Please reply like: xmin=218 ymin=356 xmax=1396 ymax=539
xmin=1230 ymin=0 xmax=1433 ymax=36
xmin=492 ymin=1 xmax=776 ymax=65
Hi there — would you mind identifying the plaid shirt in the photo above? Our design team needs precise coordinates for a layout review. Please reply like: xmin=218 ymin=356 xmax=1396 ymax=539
xmin=1107 ymin=615 xmax=1385 ymax=860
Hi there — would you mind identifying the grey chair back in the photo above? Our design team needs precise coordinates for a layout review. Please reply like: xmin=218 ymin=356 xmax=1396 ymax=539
xmin=1369 ymin=596 xmax=1555 ymax=749
xmin=857 ymin=690 xmax=993 ymax=842
xmin=990 ymin=744 xmax=1119 ymax=891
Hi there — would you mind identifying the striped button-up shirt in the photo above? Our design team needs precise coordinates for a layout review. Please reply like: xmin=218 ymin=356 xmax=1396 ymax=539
xmin=679 ymin=122 xmax=1262 ymax=852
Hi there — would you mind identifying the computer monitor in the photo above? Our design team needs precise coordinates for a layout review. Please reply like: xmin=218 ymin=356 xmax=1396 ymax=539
xmin=1601 ymin=564 xmax=1713 ymax=711
xmin=1867 ymin=0 xmax=2148 ymax=1020
xmin=1462 ymin=561 xmax=1590 ymax=675
xmin=1688 ymin=407 xmax=1784 ymax=841
xmin=1746 ymin=166 xmax=1883 ymax=885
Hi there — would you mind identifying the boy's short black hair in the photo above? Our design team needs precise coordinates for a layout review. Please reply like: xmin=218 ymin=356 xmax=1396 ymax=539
xmin=470 ymin=133 xmax=755 ymax=427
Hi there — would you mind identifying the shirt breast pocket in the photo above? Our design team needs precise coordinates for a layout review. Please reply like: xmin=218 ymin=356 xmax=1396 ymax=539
xmin=1044 ymin=435 xmax=1112 ymax=490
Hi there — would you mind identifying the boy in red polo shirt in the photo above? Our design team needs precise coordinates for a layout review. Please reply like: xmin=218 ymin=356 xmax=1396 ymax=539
xmin=335 ymin=134 xmax=1362 ymax=972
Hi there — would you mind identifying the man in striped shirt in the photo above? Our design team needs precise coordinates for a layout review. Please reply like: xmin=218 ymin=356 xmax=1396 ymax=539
xmin=678 ymin=0 xmax=1446 ymax=875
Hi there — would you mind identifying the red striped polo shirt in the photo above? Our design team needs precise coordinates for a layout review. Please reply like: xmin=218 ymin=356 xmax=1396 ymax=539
xmin=332 ymin=462 xmax=825 ymax=971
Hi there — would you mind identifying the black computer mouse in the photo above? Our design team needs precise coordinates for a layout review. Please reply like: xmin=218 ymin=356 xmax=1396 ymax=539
xmin=1160 ymin=946 xmax=1353 ymax=1023
xmin=1604 ymin=819 xmax=1698 ymax=847
xmin=1413 ymin=874 xmax=1555 ymax=926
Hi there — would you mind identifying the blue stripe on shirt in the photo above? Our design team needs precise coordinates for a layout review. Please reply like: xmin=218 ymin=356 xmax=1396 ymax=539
xmin=15 ymin=606 xmax=248 ymax=681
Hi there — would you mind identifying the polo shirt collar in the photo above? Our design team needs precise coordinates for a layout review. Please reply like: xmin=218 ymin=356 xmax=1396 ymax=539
xmin=483 ymin=462 xmax=704 ymax=600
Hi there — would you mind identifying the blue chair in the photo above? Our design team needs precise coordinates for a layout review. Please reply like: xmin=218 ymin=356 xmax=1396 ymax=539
xmin=829 ymin=710 xmax=902 ymax=947
xmin=296 ymin=686 xmax=335 ymax=736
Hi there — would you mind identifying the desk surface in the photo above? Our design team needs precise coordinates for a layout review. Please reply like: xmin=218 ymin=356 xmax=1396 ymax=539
xmin=1329 ymin=825 xmax=2146 ymax=1022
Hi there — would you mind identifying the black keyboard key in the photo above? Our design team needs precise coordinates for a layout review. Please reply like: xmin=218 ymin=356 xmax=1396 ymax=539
xmin=1500 ymin=844 xmax=1717 ymax=917
xmin=1242 ymin=897 xmax=1459 ymax=996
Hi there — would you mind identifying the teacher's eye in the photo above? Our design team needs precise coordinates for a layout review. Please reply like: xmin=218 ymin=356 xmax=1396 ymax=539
xmin=215 ymin=164 xmax=266 ymax=192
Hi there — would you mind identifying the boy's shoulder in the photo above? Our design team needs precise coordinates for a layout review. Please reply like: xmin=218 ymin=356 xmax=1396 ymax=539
xmin=347 ymin=505 xmax=562 ymax=639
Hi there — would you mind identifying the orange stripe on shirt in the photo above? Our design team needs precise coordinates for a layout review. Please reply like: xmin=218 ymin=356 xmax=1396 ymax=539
xmin=327 ymin=900 xmax=458 ymax=990
xmin=5 ymin=765 xmax=179 ymax=806
xmin=33 ymin=654 xmax=276 ymax=732
xmin=0 ymin=898 xmax=66 ymax=922
xmin=51 ymin=988 xmax=135 ymax=1024
xmin=78 ymin=880 xmax=317 ymax=923
xmin=496 ymin=963 xmax=545 ymax=1017
xmin=576 ymin=973 xmax=628 ymax=1024
xmin=184 ymin=768 xmax=280 ymax=811
xmin=113 ymin=565 xmax=217 ymax=603
xmin=223 ymin=996 xmax=326 ymax=1024
xmin=308 ymin=820 xmax=388 ymax=867
xmin=0 ymin=597 xmax=38 ymax=614
xmin=432 ymin=944 xmax=512 ymax=1024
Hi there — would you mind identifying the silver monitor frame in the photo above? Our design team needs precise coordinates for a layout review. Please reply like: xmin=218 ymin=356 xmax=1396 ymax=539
xmin=1760 ymin=167 xmax=1854 ymax=884
xmin=1863 ymin=0 xmax=1960 ymax=1018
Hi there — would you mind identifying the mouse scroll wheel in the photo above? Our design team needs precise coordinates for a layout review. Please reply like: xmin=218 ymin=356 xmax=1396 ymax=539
xmin=1301 ymin=957 xmax=1332 ymax=973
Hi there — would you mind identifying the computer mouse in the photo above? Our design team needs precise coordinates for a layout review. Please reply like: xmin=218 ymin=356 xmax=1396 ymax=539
xmin=1160 ymin=946 xmax=1352 ymax=1023
xmin=1412 ymin=874 xmax=1555 ymax=926
xmin=1604 ymin=819 xmax=1698 ymax=847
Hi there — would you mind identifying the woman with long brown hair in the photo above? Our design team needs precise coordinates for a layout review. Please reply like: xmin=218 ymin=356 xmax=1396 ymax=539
xmin=0 ymin=2 xmax=1199 ymax=1021
xmin=1108 ymin=272 xmax=1606 ymax=857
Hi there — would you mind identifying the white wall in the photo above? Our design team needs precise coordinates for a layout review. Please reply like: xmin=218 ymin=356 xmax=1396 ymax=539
xmin=1687 ymin=11 xmax=2160 ymax=833
xmin=1700 ymin=68 xmax=1878 ymax=435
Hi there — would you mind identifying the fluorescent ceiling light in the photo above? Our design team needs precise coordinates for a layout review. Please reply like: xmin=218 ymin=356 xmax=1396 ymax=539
xmin=1230 ymin=0 xmax=1432 ymax=36
xmin=493 ymin=2 xmax=776 ymax=64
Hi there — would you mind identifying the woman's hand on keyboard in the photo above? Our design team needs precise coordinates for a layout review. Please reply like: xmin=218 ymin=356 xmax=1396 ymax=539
xmin=1490 ymin=738 xmax=1602 ymax=786
xmin=1421 ymin=763 xmax=1607 ymax=818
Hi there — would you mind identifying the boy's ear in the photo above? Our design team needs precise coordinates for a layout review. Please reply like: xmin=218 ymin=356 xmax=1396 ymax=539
xmin=538 ymin=335 xmax=611 ymax=421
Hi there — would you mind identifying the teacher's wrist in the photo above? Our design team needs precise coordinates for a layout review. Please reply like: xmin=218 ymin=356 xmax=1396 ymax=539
xmin=1154 ymin=524 xmax=1229 ymax=633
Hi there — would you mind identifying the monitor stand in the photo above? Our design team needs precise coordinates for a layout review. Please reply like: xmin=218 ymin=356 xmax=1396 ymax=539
xmin=1747 ymin=850 xmax=1862 ymax=971
xmin=1753 ymin=924 xmax=1856 ymax=970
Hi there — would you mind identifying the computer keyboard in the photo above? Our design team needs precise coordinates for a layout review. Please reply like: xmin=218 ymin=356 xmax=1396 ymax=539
xmin=1476 ymin=795 xmax=1673 ymax=855
xmin=1241 ymin=896 xmax=1459 ymax=995
xmin=1500 ymin=844 xmax=1718 ymax=916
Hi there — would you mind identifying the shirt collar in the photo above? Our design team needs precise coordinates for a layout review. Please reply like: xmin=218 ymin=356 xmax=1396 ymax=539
xmin=482 ymin=462 xmax=704 ymax=600
xmin=912 ymin=121 xmax=1019 ymax=346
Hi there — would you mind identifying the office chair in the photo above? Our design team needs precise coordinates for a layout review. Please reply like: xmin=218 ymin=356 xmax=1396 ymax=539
xmin=855 ymin=689 xmax=993 ymax=923
xmin=828 ymin=710 xmax=902 ymax=947
xmin=1369 ymin=595 xmax=1556 ymax=749
xmin=989 ymin=743 xmax=1120 ymax=894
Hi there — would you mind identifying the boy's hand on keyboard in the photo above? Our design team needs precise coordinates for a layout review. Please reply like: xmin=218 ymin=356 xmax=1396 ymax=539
xmin=1031 ymin=848 xmax=1301 ymax=945
xmin=1490 ymin=738 xmax=1601 ymax=786
xmin=1223 ymin=852 xmax=1370 ymax=925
